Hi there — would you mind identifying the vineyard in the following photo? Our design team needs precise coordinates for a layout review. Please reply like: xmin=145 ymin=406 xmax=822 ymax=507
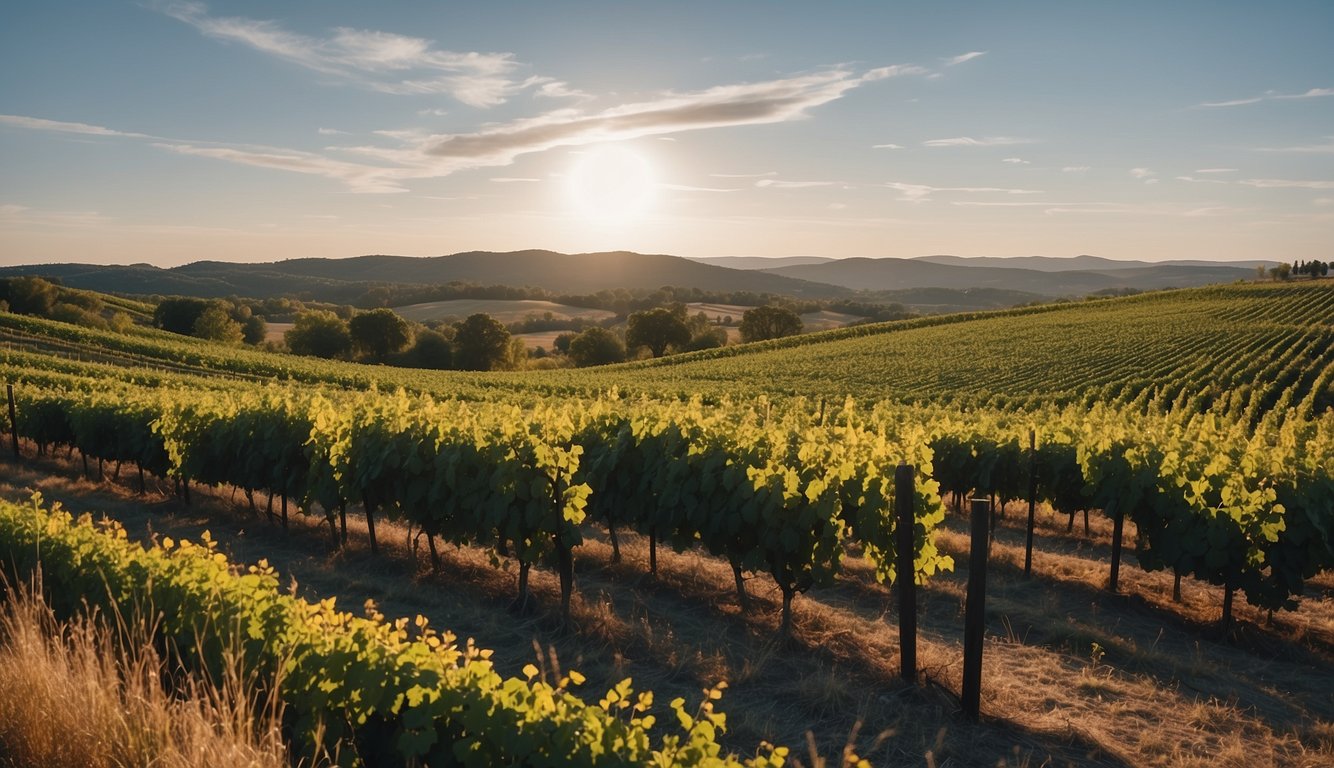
xmin=1 ymin=279 xmax=1332 ymax=765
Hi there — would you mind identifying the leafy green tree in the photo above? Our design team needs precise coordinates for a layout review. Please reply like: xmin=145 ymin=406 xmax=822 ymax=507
xmin=740 ymin=305 xmax=803 ymax=343
xmin=241 ymin=315 xmax=268 ymax=345
xmin=285 ymin=310 xmax=351 ymax=358
xmin=193 ymin=306 xmax=244 ymax=343
xmin=625 ymin=307 xmax=690 ymax=358
xmin=452 ymin=313 xmax=511 ymax=371
xmin=3 ymin=276 xmax=59 ymax=316
xmin=568 ymin=327 xmax=626 ymax=367
xmin=553 ymin=332 xmax=577 ymax=354
xmin=349 ymin=308 xmax=411 ymax=363
xmin=49 ymin=302 xmax=107 ymax=329
xmin=153 ymin=297 xmax=211 ymax=335
xmin=686 ymin=327 xmax=728 ymax=351
xmin=397 ymin=329 xmax=453 ymax=369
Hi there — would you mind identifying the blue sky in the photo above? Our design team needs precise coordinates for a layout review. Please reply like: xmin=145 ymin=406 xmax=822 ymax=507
xmin=2 ymin=1 xmax=1331 ymax=266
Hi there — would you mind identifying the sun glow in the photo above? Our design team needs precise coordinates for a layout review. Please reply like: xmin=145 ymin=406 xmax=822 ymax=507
xmin=566 ymin=144 xmax=656 ymax=227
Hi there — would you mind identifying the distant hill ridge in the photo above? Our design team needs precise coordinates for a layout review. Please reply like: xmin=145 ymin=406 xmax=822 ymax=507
xmin=1 ymin=250 xmax=1268 ymax=306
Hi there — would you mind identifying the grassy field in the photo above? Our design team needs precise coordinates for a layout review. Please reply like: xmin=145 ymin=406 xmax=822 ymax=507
xmin=392 ymin=298 xmax=616 ymax=324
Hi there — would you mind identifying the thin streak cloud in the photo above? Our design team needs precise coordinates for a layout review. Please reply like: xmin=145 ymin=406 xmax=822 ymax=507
xmin=922 ymin=136 xmax=1033 ymax=147
xmin=155 ymin=1 xmax=561 ymax=107
xmin=945 ymin=51 xmax=987 ymax=66
xmin=1196 ymin=87 xmax=1334 ymax=108
xmin=0 ymin=114 xmax=155 ymax=139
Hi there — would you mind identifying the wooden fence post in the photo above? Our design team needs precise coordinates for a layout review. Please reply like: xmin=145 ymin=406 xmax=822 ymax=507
xmin=895 ymin=463 xmax=917 ymax=684
xmin=6 ymin=384 xmax=18 ymax=459
xmin=1024 ymin=429 xmax=1037 ymax=577
xmin=1108 ymin=500 xmax=1125 ymax=592
xmin=962 ymin=496 xmax=991 ymax=721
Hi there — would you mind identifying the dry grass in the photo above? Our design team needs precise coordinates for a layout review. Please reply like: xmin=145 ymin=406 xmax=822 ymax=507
xmin=0 ymin=577 xmax=291 ymax=768
xmin=3 ymin=451 xmax=1332 ymax=767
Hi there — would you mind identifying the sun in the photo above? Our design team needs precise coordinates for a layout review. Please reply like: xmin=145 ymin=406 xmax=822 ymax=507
xmin=566 ymin=144 xmax=656 ymax=227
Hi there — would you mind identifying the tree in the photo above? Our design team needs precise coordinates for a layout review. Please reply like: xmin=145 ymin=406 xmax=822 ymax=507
xmin=285 ymin=310 xmax=352 ymax=358
xmin=452 ymin=313 xmax=511 ymax=371
xmin=686 ymin=327 xmax=728 ymax=351
xmin=553 ymin=332 xmax=577 ymax=355
xmin=153 ymin=297 xmax=211 ymax=335
xmin=349 ymin=308 xmax=411 ymax=363
xmin=568 ymin=327 xmax=626 ymax=367
xmin=1270 ymin=263 xmax=1291 ymax=281
xmin=398 ymin=329 xmax=453 ymax=369
xmin=241 ymin=315 xmax=268 ymax=345
xmin=3 ymin=276 xmax=59 ymax=316
xmin=193 ymin=306 xmax=244 ymax=343
xmin=740 ymin=305 xmax=803 ymax=343
xmin=625 ymin=308 xmax=690 ymax=358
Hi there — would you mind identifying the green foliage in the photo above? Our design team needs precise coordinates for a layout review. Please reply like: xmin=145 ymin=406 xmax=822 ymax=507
xmin=626 ymin=308 xmax=691 ymax=358
xmin=739 ymin=306 xmax=803 ymax=343
xmin=242 ymin=314 xmax=267 ymax=345
xmin=153 ymin=297 xmax=212 ymax=335
xmin=569 ymin=327 xmax=627 ymax=367
xmin=1 ymin=276 xmax=59 ymax=316
xmin=349 ymin=308 xmax=411 ymax=363
xmin=452 ymin=313 xmax=511 ymax=371
xmin=0 ymin=495 xmax=786 ymax=768
xmin=193 ymin=305 xmax=244 ymax=343
xmin=285 ymin=310 xmax=352 ymax=359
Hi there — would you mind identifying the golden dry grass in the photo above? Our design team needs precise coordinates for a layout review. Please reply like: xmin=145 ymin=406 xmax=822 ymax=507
xmin=3 ymin=451 xmax=1332 ymax=767
xmin=0 ymin=577 xmax=291 ymax=768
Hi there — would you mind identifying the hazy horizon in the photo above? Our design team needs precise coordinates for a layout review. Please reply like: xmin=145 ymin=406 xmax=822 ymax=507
xmin=2 ymin=1 xmax=1331 ymax=268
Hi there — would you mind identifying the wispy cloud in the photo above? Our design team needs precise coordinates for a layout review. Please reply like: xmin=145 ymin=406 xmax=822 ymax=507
xmin=415 ymin=66 xmax=917 ymax=169
xmin=1256 ymin=137 xmax=1334 ymax=154
xmin=0 ymin=114 xmax=154 ymax=139
xmin=872 ymin=143 xmax=903 ymax=149
xmin=659 ymin=183 xmax=740 ymax=193
xmin=489 ymin=177 xmax=541 ymax=183
xmin=1175 ymin=175 xmax=1229 ymax=184
xmin=755 ymin=179 xmax=839 ymax=189
xmin=1196 ymin=87 xmax=1334 ymax=108
xmin=317 ymin=127 xmax=348 ymax=136
xmin=886 ymin=182 xmax=1042 ymax=202
xmin=1195 ymin=168 xmax=1237 ymax=173
xmin=922 ymin=136 xmax=1033 ymax=147
xmin=1062 ymin=165 xmax=1090 ymax=173
xmin=1001 ymin=157 xmax=1029 ymax=164
xmin=1130 ymin=167 xmax=1155 ymax=179
xmin=151 ymin=141 xmax=407 ymax=193
xmin=0 ymin=203 xmax=115 ymax=227
xmin=1238 ymin=178 xmax=1334 ymax=190
xmin=710 ymin=171 xmax=777 ymax=178
xmin=1 ymin=65 xmax=917 ymax=195
xmin=155 ymin=1 xmax=559 ymax=108
xmin=945 ymin=51 xmax=987 ymax=66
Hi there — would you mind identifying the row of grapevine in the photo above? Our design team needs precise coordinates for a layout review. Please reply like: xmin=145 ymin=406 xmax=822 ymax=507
xmin=906 ymin=403 xmax=1334 ymax=625
xmin=6 ymin=365 xmax=1330 ymax=628
xmin=5 ymin=380 xmax=953 ymax=631
xmin=0 ymin=494 xmax=788 ymax=767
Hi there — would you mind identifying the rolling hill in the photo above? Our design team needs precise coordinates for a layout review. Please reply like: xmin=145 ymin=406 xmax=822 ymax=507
xmin=764 ymin=257 xmax=1258 ymax=295
xmin=0 ymin=251 xmax=852 ymax=303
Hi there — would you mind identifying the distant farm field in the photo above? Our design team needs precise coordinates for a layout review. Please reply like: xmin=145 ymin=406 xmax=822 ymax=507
xmin=392 ymin=298 xmax=615 ymax=324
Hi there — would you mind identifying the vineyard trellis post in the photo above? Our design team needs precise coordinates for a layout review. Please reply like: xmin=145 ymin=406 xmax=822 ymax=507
xmin=1108 ymin=499 xmax=1124 ymax=592
xmin=6 ymin=384 xmax=17 ymax=459
xmin=963 ymin=496 xmax=990 ymax=721
xmin=895 ymin=463 xmax=917 ymax=684
xmin=1024 ymin=428 xmax=1037 ymax=577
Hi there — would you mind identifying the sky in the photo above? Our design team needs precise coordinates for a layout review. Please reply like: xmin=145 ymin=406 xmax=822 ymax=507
xmin=1 ymin=1 xmax=1332 ymax=267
